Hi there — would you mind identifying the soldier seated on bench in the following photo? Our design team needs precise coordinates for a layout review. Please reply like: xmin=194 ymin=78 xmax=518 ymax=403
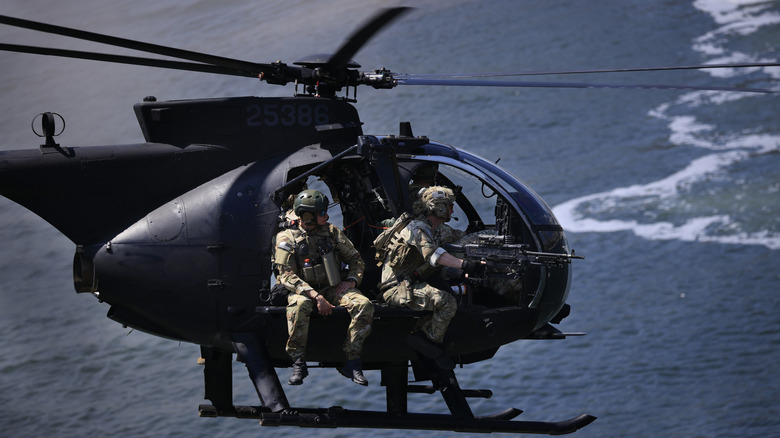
xmin=274 ymin=189 xmax=374 ymax=386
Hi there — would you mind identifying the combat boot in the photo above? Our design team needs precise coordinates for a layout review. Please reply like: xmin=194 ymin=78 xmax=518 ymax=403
xmin=339 ymin=358 xmax=368 ymax=386
xmin=288 ymin=359 xmax=308 ymax=385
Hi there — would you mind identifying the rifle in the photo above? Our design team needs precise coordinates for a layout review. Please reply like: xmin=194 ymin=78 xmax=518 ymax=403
xmin=442 ymin=234 xmax=584 ymax=285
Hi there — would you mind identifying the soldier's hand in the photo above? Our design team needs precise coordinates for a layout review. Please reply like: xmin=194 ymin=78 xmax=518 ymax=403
xmin=315 ymin=294 xmax=335 ymax=316
xmin=461 ymin=259 xmax=486 ymax=278
xmin=335 ymin=280 xmax=356 ymax=295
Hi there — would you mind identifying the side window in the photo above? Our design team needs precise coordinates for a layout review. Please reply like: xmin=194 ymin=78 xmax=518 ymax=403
xmin=304 ymin=177 xmax=343 ymax=227
xmin=436 ymin=164 xmax=495 ymax=232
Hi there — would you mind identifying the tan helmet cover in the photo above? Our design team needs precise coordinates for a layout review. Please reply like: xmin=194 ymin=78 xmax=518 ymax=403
xmin=420 ymin=186 xmax=455 ymax=219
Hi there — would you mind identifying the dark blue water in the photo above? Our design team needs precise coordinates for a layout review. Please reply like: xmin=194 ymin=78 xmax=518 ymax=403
xmin=1 ymin=1 xmax=778 ymax=437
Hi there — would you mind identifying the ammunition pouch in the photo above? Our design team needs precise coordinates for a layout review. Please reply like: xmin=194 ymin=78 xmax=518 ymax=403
xmin=301 ymin=258 xmax=330 ymax=288
xmin=381 ymin=277 xmax=412 ymax=306
xmin=386 ymin=239 xmax=414 ymax=270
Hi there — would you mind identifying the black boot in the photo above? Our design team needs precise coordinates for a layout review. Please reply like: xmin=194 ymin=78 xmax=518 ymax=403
xmin=288 ymin=359 xmax=308 ymax=385
xmin=339 ymin=358 xmax=368 ymax=386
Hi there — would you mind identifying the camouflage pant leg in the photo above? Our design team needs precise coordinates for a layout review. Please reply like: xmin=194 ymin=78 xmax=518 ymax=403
xmin=409 ymin=282 xmax=457 ymax=344
xmin=326 ymin=288 xmax=374 ymax=360
xmin=286 ymin=293 xmax=313 ymax=361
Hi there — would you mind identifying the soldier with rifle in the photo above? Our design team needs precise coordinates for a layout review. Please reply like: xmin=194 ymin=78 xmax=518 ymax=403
xmin=375 ymin=186 xmax=480 ymax=369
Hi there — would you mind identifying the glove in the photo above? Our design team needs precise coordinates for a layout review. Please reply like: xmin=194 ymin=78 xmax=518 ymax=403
xmin=461 ymin=259 xmax=480 ymax=275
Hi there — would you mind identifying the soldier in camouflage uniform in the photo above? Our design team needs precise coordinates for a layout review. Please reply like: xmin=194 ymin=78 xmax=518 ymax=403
xmin=274 ymin=190 xmax=374 ymax=386
xmin=378 ymin=186 xmax=479 ymax=369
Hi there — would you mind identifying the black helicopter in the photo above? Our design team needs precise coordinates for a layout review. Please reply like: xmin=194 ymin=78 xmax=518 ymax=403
xmin=0 ymin=7 xmax=776 ymax=435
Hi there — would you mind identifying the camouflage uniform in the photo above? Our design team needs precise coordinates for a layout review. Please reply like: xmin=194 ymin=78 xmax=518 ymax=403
xmin=275 ymin=222 xmax=373 ymax=361
xmin=380 ymin=217 xmax=464 ymax=343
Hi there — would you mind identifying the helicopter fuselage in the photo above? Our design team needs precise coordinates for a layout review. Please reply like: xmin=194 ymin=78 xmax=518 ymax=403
xmin=50 ymin=96 xmax=574 ymax=368
xmin=1 ymin=96 xmax=579 ymax=423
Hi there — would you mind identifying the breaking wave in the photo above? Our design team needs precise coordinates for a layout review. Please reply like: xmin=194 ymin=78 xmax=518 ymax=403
xmin=553 ymin=0 xmax=780 ymax=250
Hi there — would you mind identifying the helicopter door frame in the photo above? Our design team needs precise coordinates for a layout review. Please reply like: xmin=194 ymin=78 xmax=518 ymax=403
xmin=409 ymin=155 xmax=544 ymax=252
xmin=400 ymin=157 xmax=486 ymax=232
xmin=409 ymin=154 xmax=554 ymax=309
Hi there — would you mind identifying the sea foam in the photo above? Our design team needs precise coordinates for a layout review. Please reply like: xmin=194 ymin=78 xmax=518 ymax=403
xmin=553 ymin=1 xmax=780 ymax=250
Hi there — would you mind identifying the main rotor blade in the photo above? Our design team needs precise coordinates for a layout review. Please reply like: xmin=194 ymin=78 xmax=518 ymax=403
xmin=325 ymin=7 xmax=410 ymax=72
xmin=395 ymin=62 xmax=780 ymax=79
xmin=0 ymin=14 xmax=268 ymax=74
xmin=0 ymin=43 xmax=257 ymax=77
xmin=396 ymin=78 xmax=775 ymax=93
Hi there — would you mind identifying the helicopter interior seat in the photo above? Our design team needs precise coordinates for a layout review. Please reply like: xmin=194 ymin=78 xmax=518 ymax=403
xmin=255 ymin=302 xmax=432 ymax=319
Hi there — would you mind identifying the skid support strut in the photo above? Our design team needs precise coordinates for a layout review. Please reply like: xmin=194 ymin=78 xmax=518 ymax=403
xmin=230 ymin=332 xmax=289 ymax=413
xmin=198 ymin=349 xmax=596 ymax=434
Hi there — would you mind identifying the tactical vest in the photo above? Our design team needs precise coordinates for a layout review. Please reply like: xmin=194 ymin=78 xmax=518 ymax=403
xmin=375 ymin=215 xmax=433 ymax=280
xmin=373 ymin=212 xmax=413 ymax=267
xmin=276 ymin=225 xmax=341 ymax=288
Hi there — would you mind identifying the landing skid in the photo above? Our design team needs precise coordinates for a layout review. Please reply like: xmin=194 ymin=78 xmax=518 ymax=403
xmin=199 ymin=405 xmax=596 ymax=434
xmin=206 ymin=334 xmax=596 ymax=435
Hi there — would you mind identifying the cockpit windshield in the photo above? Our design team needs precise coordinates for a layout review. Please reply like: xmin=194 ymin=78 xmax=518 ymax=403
xmin=407 ymin=149 xmax=559 ymax=238
xmin=429 ymin=163 xmax=491 ymax=232
xmin=458 ymin=150 xmax=558 ymax=228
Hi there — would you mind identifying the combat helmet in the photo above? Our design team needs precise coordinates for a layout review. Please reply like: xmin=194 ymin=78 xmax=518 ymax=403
xmin=293 ymin=189 xmax=329 ymax=218
xmin=420 ymin=186 xmax=455 ymax=219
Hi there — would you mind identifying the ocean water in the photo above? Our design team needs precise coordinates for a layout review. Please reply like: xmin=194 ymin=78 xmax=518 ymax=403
xmin=0 ymin=1 xmax=778 ymax=437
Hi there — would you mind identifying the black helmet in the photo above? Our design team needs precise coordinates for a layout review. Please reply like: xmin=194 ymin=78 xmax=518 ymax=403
xmin=293 ymin=189 xmax=329 ymax=218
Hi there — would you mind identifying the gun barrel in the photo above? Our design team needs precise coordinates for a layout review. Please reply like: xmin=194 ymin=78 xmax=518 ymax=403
xmin=442 ymin=242 xmax=584 ymax=266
